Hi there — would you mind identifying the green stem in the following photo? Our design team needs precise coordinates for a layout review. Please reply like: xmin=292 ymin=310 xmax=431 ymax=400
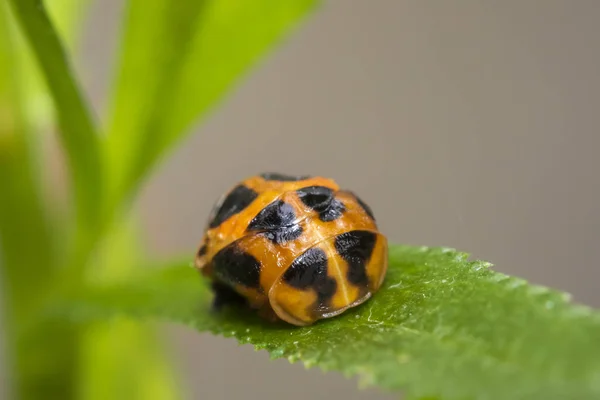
xmin=6 ymin=0 xmax=105 ymax=252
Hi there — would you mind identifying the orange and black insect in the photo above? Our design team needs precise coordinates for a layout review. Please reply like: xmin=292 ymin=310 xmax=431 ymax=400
xmin=194 ymin=173 xmax=388 ymax=326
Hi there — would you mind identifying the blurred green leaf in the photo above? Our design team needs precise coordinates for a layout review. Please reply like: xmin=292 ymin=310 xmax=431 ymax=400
xmin=0 ymin=131 xmax=56 ymax=316
xmin=2 ymin=3 xmax=179 ymax=400
xmin=104 ymin=0 xmax=319 ymax=210
xmin=0 ymin=2 xmax=90 ymax=398
xmin=79 ymin=318 xmax=182 ymax=400
xmin=7 ymin=0 xmax=91 ymax=134
xmin=45 ymin=0 xmax=91 ymax=50
xmin=78 ymin=319 xmax=184 ymax=400
xmin=0 ymin=3 xmax=56 ymax=309
xmin=51 ymin=246 xmax=600 ymax=400
xmin=77 ymin=214 xmax=184 ymax=400
xmin=6 ymin=0 xmax=103 ymax=240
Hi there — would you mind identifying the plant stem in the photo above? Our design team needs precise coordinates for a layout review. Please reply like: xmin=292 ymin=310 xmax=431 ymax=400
xmin=6 ymin=0 xmax=105 ymax=253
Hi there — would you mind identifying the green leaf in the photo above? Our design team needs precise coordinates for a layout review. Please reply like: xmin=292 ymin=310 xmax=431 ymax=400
xmin=0 ymin=1 xmax=93 ymax=291
xmin=6 ymin=0 xmax=104 ymax=239
xmin=0 ymin=2 xmax=57 ymax=312
xmin=47 ymin=245 xmax=600 ymax=400
xmin=76 ymin=213 xmax=185 ymax=400
xmin=5 ymin=0 xmax=92 ymax=134
xmin=78 ymin=319 xmax=184 ymax=400
xmin=103 ymin=0 xmax=319 ymax=211
xmin=1 ymin=3 xmax=108 ymax=399
xmin=0 ymin=0 xmax=92 ymax=323
xmin=0 ymin=3 xmax=90 ymax=397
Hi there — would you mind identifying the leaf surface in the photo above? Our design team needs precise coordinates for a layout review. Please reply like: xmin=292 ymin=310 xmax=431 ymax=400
xmin=49 ymin=245 xmax=600 ymax=400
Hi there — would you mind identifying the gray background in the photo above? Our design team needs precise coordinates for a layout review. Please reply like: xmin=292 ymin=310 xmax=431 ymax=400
xmin=8 ymin=1 xmax=600 ymax=399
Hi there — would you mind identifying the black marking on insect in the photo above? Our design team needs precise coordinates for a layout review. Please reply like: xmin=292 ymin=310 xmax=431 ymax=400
xmin=247 ymin=199 xmax=303 ymax=244
xmin=334 ymin=230 xmax=377 ymax=286
xmin=208 ymin=185 xmax=258 ymax=229
xmin=318 ymin=198 xmax=346 ymax=222
xmin=260 ymin=225 xmax=304 ymax=245
xmin=260 ymin=172 xmax=312 ymax=182
xmin=197 ymin=244 xmax=208 ymax=257
xmin=282 ymin=247 xmax=337 ymax=306
xmin=212 ymin=243 xmax=262 ymax=289
xmin=297 ymin=185 xmax=346 ymax=222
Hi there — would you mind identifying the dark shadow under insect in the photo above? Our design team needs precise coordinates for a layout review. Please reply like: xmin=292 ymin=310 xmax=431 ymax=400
xmin=210 ymin=281 xmax=248 ymax=310
xmin=209 ymin=280 xmax=290 ymax=328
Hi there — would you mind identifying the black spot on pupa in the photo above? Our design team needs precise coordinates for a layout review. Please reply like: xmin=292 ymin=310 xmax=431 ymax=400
xmin=261 ymin=225 xmax=304 ymax=245
xmin=283 ymin=247 xmax=337 ymax=305
xmin=211 ymin=281 xmax=247 ymax=310
xmin=297 ymin=185 xmax=345 ymax=222
xmin=260 ymin=172 xmax=311 ymax=182
xmin=212 ymin=243 xmax=262 ymax=289
xmin=208 ymin=185 xmax=258 ymax=228
xmin=334 ymin=230 xmax=377 ymax=286
xmin=348 ymin=191 xmax=375 ymax=221
xmin=297 ymin=186 xmax=333 ymax=210
xmin=247 ymin=199 xmax=303 ymax=244
xmin=248 ymin=200 xmax=296 ymax=230
xmin=197 ymin=244 xmax=208 ymax=257
xmin=319 ymin=199 xmax=346 ymax=222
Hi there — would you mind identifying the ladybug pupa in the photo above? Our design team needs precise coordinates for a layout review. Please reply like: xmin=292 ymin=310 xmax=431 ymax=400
xmin=194 ymin=173 xmax=388 ymax=326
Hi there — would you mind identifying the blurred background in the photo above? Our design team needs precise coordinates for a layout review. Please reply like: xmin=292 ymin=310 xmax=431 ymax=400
xmin=3 ymin=1 xmax=600 ymax=399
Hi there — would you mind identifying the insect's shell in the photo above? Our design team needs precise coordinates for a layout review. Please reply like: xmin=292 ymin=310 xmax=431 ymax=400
xmin=194 ymin=172 xmax=388 ymax=326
